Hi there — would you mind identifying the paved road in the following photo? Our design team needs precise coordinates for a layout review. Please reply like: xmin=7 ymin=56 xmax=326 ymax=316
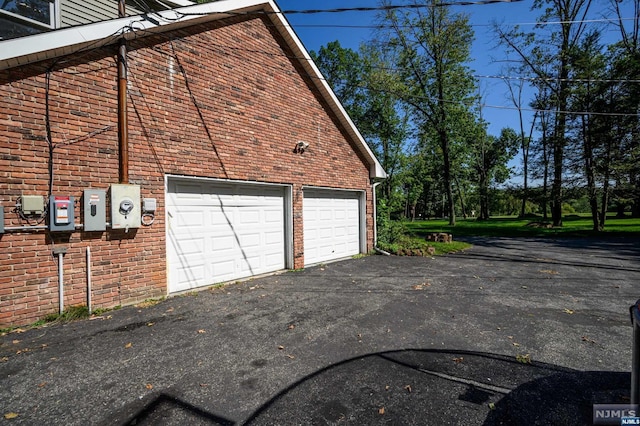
xmin=1 ymin=237 xmax=639 ymax=425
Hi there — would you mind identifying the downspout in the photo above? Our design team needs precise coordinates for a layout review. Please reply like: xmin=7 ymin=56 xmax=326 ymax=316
xmin=372 ymin=181 xmax=390 ymax=256
xmin=118 ymin=0 xmax=129 ymax=184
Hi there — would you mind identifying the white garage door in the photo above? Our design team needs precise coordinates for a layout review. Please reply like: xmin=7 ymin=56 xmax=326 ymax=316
xmin=167 ymin=179 xmax=286 ymax=293
xmin=303 ymin=189 xmax=361 ymax=266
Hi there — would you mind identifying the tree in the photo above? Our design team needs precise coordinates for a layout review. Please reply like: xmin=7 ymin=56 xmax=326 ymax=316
xmin=500 ymin=63 xmax=536 ymax=218
xmin=497 ymin=0 xmax=593 ymax=226
xmin=379 ymin=0 xmax=477 ymax=225
xmin=469 ymin=126 xmax=519 ymax=219
xmin=566 ymin=30 xmax=607 ymax=230
xmin=311 ymin=40 xmax=410 ymax=222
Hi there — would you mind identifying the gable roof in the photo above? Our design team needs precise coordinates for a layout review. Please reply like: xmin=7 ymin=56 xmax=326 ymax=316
xmin=0 ymin=0 xmax=386 ymax=179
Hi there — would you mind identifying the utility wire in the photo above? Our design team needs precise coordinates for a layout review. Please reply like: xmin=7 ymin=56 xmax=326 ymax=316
xmin=175 ymin=0 xmax=525 ymax=17
xmin=127 ymin=26 xmax=640 ymax=119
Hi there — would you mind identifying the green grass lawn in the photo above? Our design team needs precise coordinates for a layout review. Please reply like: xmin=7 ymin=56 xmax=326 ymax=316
xmin=403 ymin=214 xmax=640 ymax=238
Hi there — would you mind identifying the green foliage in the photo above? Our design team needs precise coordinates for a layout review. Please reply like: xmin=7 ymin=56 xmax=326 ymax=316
xmin=378 ymin=233 xmax=470 ymax=256
xmin=404 ymin=215 xmax=640 ymax=238
xmin=43 ymin=305 xmax=90 ymax=322
xmin=376 ymin=198 xmax=406 ymax=245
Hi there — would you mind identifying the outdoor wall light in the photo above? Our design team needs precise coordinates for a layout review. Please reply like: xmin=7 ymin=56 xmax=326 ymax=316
xmin=295 ymin=141 xmax=309 ymax=153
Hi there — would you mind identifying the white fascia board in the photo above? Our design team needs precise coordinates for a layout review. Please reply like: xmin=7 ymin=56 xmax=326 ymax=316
xmin=0 ymin=0 xmax=267 ymax=68
xmin=264 ymin=1 xmax=387 ymax=179
xmin=163 ymin=0 xmax=194 ymax=6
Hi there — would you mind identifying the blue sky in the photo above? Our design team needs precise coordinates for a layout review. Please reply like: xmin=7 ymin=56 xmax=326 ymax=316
xmin=276 ymin=0 xmax=634 ymax=142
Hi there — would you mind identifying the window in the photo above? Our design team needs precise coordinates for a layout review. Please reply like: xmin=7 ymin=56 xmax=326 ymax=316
xmin=0 ymin=0 xmax=57 ymax=40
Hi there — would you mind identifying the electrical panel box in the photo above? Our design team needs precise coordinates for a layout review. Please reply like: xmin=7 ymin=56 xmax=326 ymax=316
xmin=110 ymin=184 xmax=140 ymax=231
xmin=48 ymin=195 xmax=75 ymax=232
xmin=83 ymin=189 xmax=106 ymax=232
xmin=0 ymin=206 xmax=4 ymax=234
xmin=22 ymin=195 xmax=45 ymax=215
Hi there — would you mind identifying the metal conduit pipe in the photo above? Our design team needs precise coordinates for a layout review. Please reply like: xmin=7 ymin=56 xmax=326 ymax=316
xmin=87 ymin=246 xmax=92 ymax=315
xmin=53 ymin=247 xmax=67 ymax=314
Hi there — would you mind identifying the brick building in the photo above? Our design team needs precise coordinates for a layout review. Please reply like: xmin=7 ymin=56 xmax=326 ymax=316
xmin=0 ymin=0 xmax=385 ymax=327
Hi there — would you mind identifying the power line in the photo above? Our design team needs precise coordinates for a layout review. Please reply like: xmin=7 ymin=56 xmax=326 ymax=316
xmin=127 ymin=26 xmax=640 ymax=119
xmin=475 ymin=74 xmax=640 ymax=84
xmin=175 ymin=0 xmax=525 ymax=19
xmin=284 ymin=16 xmax=638 ymax=30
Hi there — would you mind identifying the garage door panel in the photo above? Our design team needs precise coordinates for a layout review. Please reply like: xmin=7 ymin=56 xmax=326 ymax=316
xmin=212 ymin=235 xmax=235 ymax=252
xmin=265 ymin=230 xmax=283 ymax=245
xmin=240 ymin=232 xmax=261 ymax=248
xmin=264 ymin=208 xmax=283 ymax=223
xmin=168 ymin=179 xmax=286 ymax=293
xmin=239 ymin=209 xmax=260 ymax=224
xmin=304 ymin=189 xmax=361 ymax=266
xmin=177 ymin=237 xmax=205 ymax=255
xmin=175 ymin=264 xmax=205 ymax=291
xmin=212 ymin=260 xmax=236 ymax=278
xmin=177 ymin=210 xmax=205 ymax=228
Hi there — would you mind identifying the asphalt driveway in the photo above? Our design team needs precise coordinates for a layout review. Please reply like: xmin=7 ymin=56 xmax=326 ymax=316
xmin=1 ymin=237 xmax=639 ymax=425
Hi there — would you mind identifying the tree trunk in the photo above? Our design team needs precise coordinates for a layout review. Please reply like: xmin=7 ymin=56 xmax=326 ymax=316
xmin=581 ymin=114 xmax=601 ymax=231
xmin=454 ymin=175 xmax=467 ymax=219
xmin=540 ymin=111 xmax=550 ymax=221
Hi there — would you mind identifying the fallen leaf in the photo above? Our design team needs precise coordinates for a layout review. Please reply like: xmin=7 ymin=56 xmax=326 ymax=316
xmin=404 ymin=385 xmax=412 ymax=393
xmin=278 ymin=345 xmax=284 ymax=350
xmin=37 ymin=382 xmax=46 ymax=388
xmin=453 ymin=357 xmax=464 ymax=364
xmin=13 ymin=328 xmax=26 ymax=334
xmin=1 ymin=357 xmax=9 ymax=362
xmin=147 ymin=322 xmax=154 ymax=327
xmin=521 ymin=286 xmax=528 ymax=289
xmin=286 ymin=354 xmax=295 ymax=359
xmin=4 ymin=413 xmax=19 ymax=419
xmin=145 ymin=383 xmax=153 ymax=390
xmin=200 ymin=383 xmax=209 ymax=387
xmin=125 ymin=342 xmax=132 ymax=349
xmin=516 ymin=354 xmax=531 ymax=364
xmin=488 ymin=402 xmax=496 ymax=410
xmin=288 ymin=324 xmax=295 ymax=330
xmin=385 ymin=385 xmax=390 ymax=391
xmin=563 ymin=309 xmax=575 ymax=314
xmin=12 ymin=340 xmax=20 ymax=344
xmin=378 ymin=407 xmax=385 ymax=415
xmin=197 ymin=329 xmax=206 ymax=334
xmin=539 ymin=269 xmax=559 ymax=275
xmin=582 ymin=336 xmax=596 ymax=344
xmin=512 ymin=342 xmax=520 ymax=347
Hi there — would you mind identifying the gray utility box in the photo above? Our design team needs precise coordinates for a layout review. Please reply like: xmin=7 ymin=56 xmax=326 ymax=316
xmin=83 ymin=189 xmax=106 ymax=232
xmin=0 ymin=206 xmax=4 ymax=233
xmin=48 ymin=195 xmax=75 ymax=232
xmin=110 ymin=184 xmax=140 ymax=231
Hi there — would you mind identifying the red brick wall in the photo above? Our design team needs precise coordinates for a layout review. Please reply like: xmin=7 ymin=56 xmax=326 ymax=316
xmin=0 ymin=15 xmax=375 ymax=327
